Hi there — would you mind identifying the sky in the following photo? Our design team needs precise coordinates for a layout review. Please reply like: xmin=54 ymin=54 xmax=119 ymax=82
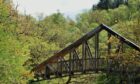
xmin=12 ymin=0 xmax=99 ymax=19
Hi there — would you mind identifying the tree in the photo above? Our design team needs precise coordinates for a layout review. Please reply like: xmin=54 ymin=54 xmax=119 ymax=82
xmin=96 ymin=0 xmax=128 ymax=9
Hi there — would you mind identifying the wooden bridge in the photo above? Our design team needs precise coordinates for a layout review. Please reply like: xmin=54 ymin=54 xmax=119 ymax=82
xmin=30 ymin=24 xmax=140 ymax=83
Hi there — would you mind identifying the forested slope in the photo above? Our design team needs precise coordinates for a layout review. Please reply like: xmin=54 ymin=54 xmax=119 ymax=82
xmin=0 ymin=0 xmax=140 ymax=84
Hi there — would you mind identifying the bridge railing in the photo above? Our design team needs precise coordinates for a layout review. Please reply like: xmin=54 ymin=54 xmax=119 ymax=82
xmin=31 ymin=24 xmax=140 ymax=82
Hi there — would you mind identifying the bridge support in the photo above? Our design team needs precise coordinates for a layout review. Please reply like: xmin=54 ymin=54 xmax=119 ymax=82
xmin=45 ymin=65 xmax=51 ymax=79
xmin=95 ymin=33 xmax=99 ymax=72
xmin=82 ymin=42 xmax=86 ymax=73
xmin=32 ymin=24 xmax=140 ymax=83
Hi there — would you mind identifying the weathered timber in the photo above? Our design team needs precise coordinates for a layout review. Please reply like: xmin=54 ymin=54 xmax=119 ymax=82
xmin=32 ymin=24 xmax=140 ymax=76
xmin=101 ymin=24 xmax=140 ymax=52
xmin=32 ymin=26 xmax=102 ymax=72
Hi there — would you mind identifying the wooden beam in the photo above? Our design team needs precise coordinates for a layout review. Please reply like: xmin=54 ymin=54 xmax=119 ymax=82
xmin=32 ymin=26 xmax=102 ymax=72
xmin=95 ymin=33 xmax=99 ymax=72
xmin=101 ymin=24 xmax=140 ymax=52
xmin=32 ymin=24 xmax=140 ymax=73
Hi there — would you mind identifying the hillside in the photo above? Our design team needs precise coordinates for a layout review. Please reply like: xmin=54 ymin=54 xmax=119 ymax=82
xmin=0 ymin=0 xmax=140 ymax=84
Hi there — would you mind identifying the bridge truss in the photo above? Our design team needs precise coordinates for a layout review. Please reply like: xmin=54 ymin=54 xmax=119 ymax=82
xmin=30 ymin=24 xmax=140 ymax=84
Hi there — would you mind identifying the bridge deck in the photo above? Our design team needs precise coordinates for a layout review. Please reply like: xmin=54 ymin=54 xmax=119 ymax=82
xmin=34 ymin=58 xmax=140 ymax=80
xmin=31 ymin=24 xmax=140 ymax=83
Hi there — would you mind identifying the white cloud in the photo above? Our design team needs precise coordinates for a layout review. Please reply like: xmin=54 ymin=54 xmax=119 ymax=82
xmin=12 ymin=0 xmax=99 ymax=19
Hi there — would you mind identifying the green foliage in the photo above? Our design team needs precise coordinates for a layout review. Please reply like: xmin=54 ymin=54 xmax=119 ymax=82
xmin=96 ymin=73 xmax=120 ymax=84
xmin=96 ymin=0 xmax=128 ymax=9
xmin=0 ymin=0 xmax=140 ymax=83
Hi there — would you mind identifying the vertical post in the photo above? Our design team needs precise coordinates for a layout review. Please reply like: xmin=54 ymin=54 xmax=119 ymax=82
xmin=69 ymin=51 xmax=72 ymax=75
xmin=71 ymin=50 xmax=74 ymax=73
xmin=72 ymin=50 xmax=77 ymax=72
xmin=95 ymin=33 xmax=99 ymax=72
xmin=82 ymin=42 xmax=86 ymax=73
xmin=45 ymin=65 xmax=50 ymax=79
xmin=57 ymin=58 xmax=62 ymax=77
xmin=108 ymin=33 xmax=111 ymax=72
xmin=60 ymin=58 xmax=63 ymax=75
xmin=67 ymin=52 xmax=72 ymax=83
